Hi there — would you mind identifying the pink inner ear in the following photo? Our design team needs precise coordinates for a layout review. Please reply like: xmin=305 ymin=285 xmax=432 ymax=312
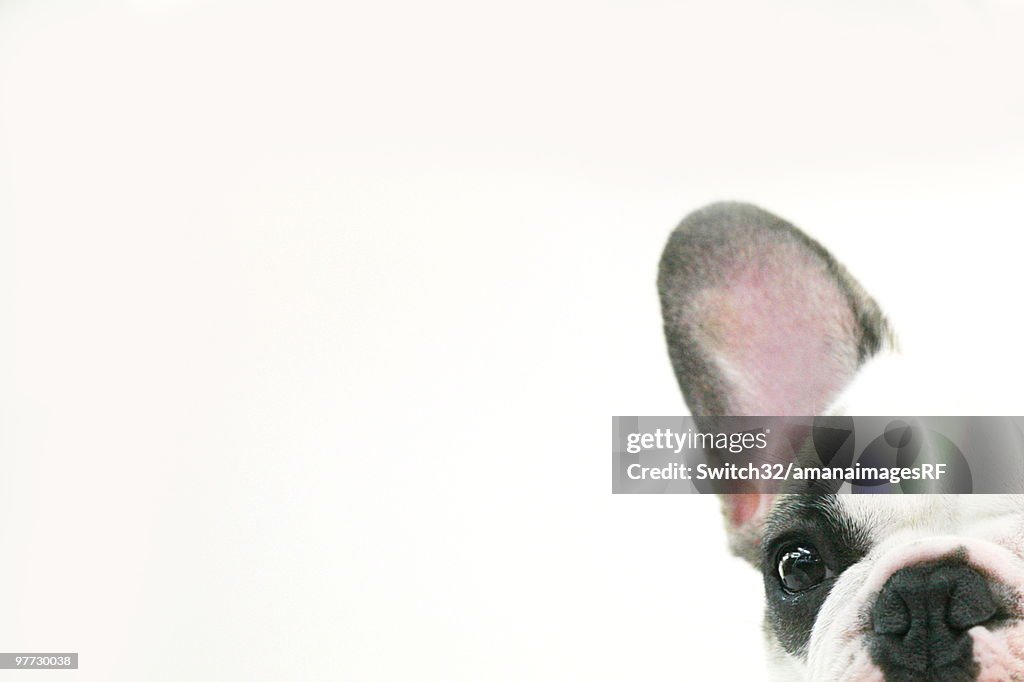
xmin=728 ymin=492 xmax=768 ymax=528
xmin=696 ymin=253 xmax=859 ymax=417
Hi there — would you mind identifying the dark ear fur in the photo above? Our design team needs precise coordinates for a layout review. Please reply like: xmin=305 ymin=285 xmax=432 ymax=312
xmin=658 ymin=202 xmax=892 ymax=558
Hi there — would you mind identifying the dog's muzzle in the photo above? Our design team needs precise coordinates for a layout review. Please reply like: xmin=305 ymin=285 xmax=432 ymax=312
xmin=870 ymin=559 xmax=999 ymax=680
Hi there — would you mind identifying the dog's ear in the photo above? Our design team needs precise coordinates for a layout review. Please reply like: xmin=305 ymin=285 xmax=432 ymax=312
xmin=658 ymin=202 xmax=891 ymax=559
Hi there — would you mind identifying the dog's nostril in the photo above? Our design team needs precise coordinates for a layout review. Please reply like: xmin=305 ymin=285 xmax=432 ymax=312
xmin=872 ymin=587 xmax=911 ymax=635
xmin=946 ymin=568 xmax=998 ymax=630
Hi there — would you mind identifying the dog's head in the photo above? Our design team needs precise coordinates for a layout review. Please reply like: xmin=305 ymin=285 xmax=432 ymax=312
xmin=658 ymin=202 xmax=1024 ymax=681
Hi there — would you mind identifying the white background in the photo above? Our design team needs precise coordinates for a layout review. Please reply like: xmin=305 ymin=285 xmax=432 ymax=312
xmin=2 ymin=0 xmax=1024 ymax=680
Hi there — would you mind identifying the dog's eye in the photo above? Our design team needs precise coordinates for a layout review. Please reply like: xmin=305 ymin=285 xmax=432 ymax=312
xmin=776 ymin=544 xmax=832 ymax=593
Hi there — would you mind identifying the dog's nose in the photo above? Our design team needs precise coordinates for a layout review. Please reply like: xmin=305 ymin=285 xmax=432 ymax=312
xmin=870 ymin=559 xmax=999 ymax=677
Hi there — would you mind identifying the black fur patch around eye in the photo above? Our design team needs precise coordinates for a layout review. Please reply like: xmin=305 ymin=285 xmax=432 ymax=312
xmin=761 ymin=494 xmax=872 ymax=657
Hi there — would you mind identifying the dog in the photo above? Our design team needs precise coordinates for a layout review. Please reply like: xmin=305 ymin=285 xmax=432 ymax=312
xmin=658 ymin=202 xmax=1024 ymax=681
